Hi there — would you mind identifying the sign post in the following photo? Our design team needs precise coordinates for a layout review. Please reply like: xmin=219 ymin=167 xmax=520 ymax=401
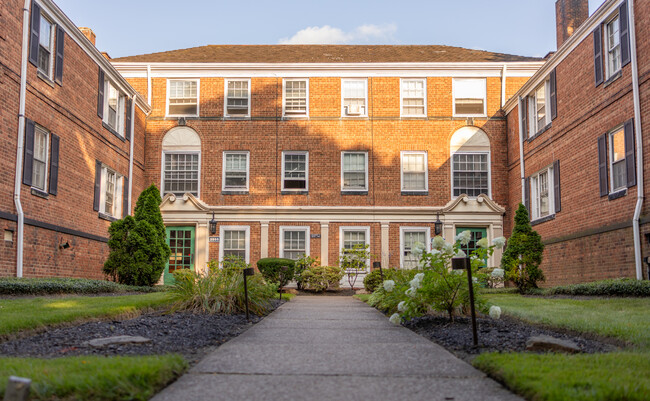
xmin=451 ymin=253 xmax=478 ymax=346
xmin=243 ymin=267 xmax=254 ymax=321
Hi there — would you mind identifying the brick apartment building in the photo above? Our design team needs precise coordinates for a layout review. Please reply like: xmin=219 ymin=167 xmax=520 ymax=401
xmin=1 ymin=0 xmax=648 ymax=286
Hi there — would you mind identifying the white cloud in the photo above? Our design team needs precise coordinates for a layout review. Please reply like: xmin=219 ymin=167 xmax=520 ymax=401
xmin=279 ymin=23 xmax=397 ymax=45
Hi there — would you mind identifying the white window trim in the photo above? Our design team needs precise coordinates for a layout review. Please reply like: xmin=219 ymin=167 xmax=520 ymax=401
xmin=279 ymin=226 xmax=311 ymax=259
xmin=528 ymin=80 xmax=551 ymax=135
xmin=338 ymin=226 xmax=371 ymax=272
xmin=219 ymin=225 xmax=250 ymax=264
xmin=340 ymin=151 xmax=369 ymax=192
xmin=31 ymin=125 xmax=50 ymax=192
xmin=341 ymin=78 xmax=368 ymax=118
xmin=450 ymin=151 xmax=492 ymax=199
xmin=399 ymin=227 xmax=431 ymax=269
xmin=222 ymin=151 xmax=250 ymax=192
xmin=604 ymin=13 xmax=622 ymax=80
xmin=452 ymin=77 xmax=487 ymax=118
xmin=400 ymin=150 xmax=428 ymax=192
xmin=166 ymin=78 xmax=200 ymax=118
xmin=608 ymin=124 xmax=626 ymax=193
xmin=99 ymin=165 xmax=123 ymax=218
xmin=224 ymin=78 xmax=251 ymax=119
xmin=281 ymin=151 xmax=309 ymax=192
xmin=160 ymin=150 xmax=201 ymax=198
xmin=282 ymin=78 xmax=309 ymax=118
xmin=400 ymin=78 xmax=427 ymax=117
xmin=530 ymin=164 xmax=555 ymax=221
xmin=103 ymin=79 xmax=125 ymax=137
xmin=37 ymin=12 xmax=55 ymax=79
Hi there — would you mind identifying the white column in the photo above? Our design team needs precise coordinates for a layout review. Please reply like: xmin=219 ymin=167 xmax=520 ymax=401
xmin=196 ymin=222 xmax=208 ymax=275
xmin=320 ymin=222 xmax=329 ymax=266
xmin=260 ymin=221 xmax=269 ymax=258
xmin=381 ymin=222 xmax=390 ymax=269
xmin=491 ymin=223 xmax=504 ymax=267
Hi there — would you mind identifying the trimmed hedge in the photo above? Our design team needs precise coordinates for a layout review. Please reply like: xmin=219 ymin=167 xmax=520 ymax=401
xmin=256 ymin=258 xmax=296 ymax=287
xmin=0 ymin=277 xmax=161 ymax=296
xmin=548 ymin=278 xmax=650 ymax=297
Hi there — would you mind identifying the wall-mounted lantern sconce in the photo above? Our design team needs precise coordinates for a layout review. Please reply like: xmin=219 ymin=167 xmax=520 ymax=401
xmin=434 ymin=212 xmax=443 ymax=236
xmin=209 ymin=212 xmax=217 ymax=235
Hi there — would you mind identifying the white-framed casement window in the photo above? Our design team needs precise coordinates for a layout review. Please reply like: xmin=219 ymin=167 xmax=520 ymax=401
xmin=104 ymin=79 xmax=125 ymax=136
xmin=341 ymin=79 xmax=368 ymax=117
xmin=222 ymin=151 xmax=249 ymax=191
xmin=100 ymin=165 xmax=123 ymax=218
xmin=37 ymin=13 xmax=55 ymax=78
xmin=453 ymin=78 xmax=487 ymax=117
xmin=279 ymin=226 xmax=310 ymax=260
xmin=167 ymin=79 xmax=199 ymax=117
xmin=605 ymin=14 xmax=621 ymax=80
xmin=339 ymin=226 xmax=371 ymax=270
xmin=527 ymin=80 xmax=551 ymax=134
xmin=162 ymin=151 xmax=200 ymax=197
xmin=219 ymin=226 xmax=250 ymax=263
xmin=609 ymin=125 xmax=626 ymax=192
xmin=282 ymin=151 xmax=308 ymax=191
xmin=400 ymin=227 xmax=431 ymax=269
xmin=341 ymin=151 xmax=368 ymax=191
xmin=401 ymin=151 xmax=428 ymax=192
xmin=400 ymin=78 xmax=426 ymax=117
xmin=31 ymin=125 xmax=49 ymax=192
xmin=283 ymin=79 xmax=308 ymax=117
xmin=225 ymin=79 xmax=250 ymax=117
xmin=530 ymin=165 xmax=555 ymax=221
xmin=452 ymin=152 xmax=490 ymax=197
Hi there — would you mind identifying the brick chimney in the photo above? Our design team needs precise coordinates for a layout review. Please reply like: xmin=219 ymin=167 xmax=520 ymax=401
xmin=556 ymin=0 xmax=589 ymax=48
xmin=78 ymin=27 xmax=96 ymax=46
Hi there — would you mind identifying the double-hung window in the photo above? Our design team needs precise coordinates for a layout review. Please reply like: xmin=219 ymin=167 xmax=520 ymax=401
xmin=225 ymin=79 xmax=250 ymax=117
xmin=453 ymin=78 xmax=486 ymax=117
xmin=23 ymin=120 xmax=59 ymax=196
xmin=341 ymin=151 xmax=368 ymax=191
xmin=100 ymin=165 xmax=123 ymax=218
xmin=163 ymin=152 xmax=200 ymax=197
xmin=220 ymin=226 xmax=250 ymax=263
xmin=605 ymin=15 xmax=621 ymax=79
xmin=530 ymin=166 xmax=555 ymax=221
xmin=401 ymin=151 xmax=427 ymax=192
xmin=167 ymin=79 xmax=199 ymax=116
xmin=400 ymin=227 xmax=430 ymax=269
xmin=342 ymin=79 xmax=367 ymax=117
xmin=280 ymin=226 xmax=310 ymax=260
xmin=223 ymin=151 xmax=249 ymax=191
xmin=528 ymin=81 xmax=550 ymax=134
xmin=283 ymin=79 xmax=308 ymax=117
xmin=37 ymin=14 xmax=54 ymax=77
xmin=609 ymin=126 xmax=626 ymax=192
xmin=282 ymin=151 xmax=308 ymax=191
xmin=339 ymin=226 xmax=370 ymax=271
xmin=452 ymin=153 xmax=489 ymax=197
xmin=104 ymin=80 xmax=125 ymax=136
xmin=29 ymin=4 xmax=64 ymax=84
xmin=31 ymin=126 xmax=49 ymax=192
xmin=401 ymin=79 xmax=426 ymax=117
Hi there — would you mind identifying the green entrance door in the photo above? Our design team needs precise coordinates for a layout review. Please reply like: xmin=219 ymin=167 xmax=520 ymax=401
xmin=456 ymin=227 xmax=488 ymax=265
xmin=164 ymin=226 xmax=195 ymax=285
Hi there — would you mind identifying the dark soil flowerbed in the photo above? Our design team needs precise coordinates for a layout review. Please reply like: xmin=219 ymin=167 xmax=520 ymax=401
xmin=404 ymin=314 xmax=619 ymax=362
xmin=0 ymin=299 xmax=283 ymax=365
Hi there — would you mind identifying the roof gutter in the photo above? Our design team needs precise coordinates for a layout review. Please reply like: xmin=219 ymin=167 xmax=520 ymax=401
xmin=13 ymin=0 xmax=31 ymax=277
xmin=628 ymin=0 xmax=645 ymax=280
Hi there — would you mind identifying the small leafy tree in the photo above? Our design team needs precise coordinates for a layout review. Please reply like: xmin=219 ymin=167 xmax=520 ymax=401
xmin=294 ymin=255 xmax=319 ymax=290
xmin=257 ymin=258 xmax=296 ymax=288
xmin=339 ymin=244 xmax=371 ymax=289
xmin=501 ymin=203 xmax=545 ymax=293
xmin=103 ymin=184 xmax=171 ymax=286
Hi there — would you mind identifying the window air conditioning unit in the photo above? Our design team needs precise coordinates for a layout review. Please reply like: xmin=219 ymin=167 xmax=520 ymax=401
xmin=347 ymin=105 xmax=362 ymax=115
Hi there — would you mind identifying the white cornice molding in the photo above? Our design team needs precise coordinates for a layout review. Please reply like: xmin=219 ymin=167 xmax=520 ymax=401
xmin=38 ymin=0 xmax=151 ymax=113
xmin=504 ymin=0 xmax=623 ymax=113
xmin=111 ymin=61 xmax=544 ymax=79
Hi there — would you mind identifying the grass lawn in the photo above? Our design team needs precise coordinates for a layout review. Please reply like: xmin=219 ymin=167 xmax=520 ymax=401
xmin=354 ymin=294 xmax=371 ymax=302
xmin=474 ymin=293 xmax=650 ymax=401
xmin=0 ymin=355 xmax=187 ymax=401
xmin=0 ymin=292 xmax=173 ymax=337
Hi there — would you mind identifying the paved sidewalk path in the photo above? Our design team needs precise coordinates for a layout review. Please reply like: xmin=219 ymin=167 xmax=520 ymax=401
xmin=153 ymin=296 xmax=521 ymax=401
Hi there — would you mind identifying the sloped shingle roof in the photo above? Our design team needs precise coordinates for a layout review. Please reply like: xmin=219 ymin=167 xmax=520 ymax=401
xmin=112 ymin=45 xmax=542 ymax=63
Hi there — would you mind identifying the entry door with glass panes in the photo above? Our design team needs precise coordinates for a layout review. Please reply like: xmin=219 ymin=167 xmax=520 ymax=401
xmin=455 ymin=227 xmax=488 ymax=266
xmin=164 ymin=227 xmax=195 ymax=285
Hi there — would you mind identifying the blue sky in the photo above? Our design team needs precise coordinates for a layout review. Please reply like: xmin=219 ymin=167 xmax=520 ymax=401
xmin=54 ymin=0 xmax=602 ymax=59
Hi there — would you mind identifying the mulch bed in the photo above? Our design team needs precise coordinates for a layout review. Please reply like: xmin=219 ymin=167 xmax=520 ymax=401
xmin=0 ymin=299 xmax=283 ymax=365
xmin=404 ymin=314 xmax=620 ymax=362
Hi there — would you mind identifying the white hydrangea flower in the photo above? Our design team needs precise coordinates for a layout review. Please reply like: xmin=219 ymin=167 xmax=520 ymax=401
xmin=492 ymin=236 xmax=507 ymax=249
xmin=389 ymin=313 xmax=401 ymax=325
xmin=383 ymin=280 xmax=395 ymax=292
xmin=455 ymin=230 xmax=472 ymax=246
xmin=412 ymin=241 xmax=426 ymax=257
xmin=409 ymin=278 xmax=421 ymax=290
xmin=455 ymin=249 xmax=466 ymax=258
xmin=397 ymin=301 xmax=407 ymax=312
xmin=489 ymin=305 xmax=502 ymax=320
xmin=405 ymin=287 xmax=415 ymax=298
xmin=443 ymin=243 xmax=454 ymax=254
xmin=430 ymin=249 xmax=441 ymax=256
xmin=414 ymin=273 xmax=425 ymax=282
xmin=491 ymin=268 xmax=505 ymax=278
xmin=432 ymin=236 xmax=446 ymax=250
xmin=470 ymin=254 xmax=478 ymax=261
xmin=477 ymin=237 xmax=489 ymax=248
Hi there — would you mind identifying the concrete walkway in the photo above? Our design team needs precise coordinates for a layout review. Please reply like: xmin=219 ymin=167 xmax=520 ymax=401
xmin=152 ymin=296 xmax=521 ymax=401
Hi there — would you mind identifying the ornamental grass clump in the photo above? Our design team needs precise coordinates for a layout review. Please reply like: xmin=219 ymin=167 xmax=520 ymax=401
xmin=168 ymin=261 xmax=276 ymax=315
